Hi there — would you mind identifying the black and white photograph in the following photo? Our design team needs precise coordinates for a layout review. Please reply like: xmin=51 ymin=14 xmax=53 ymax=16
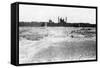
xmin=18 ymin=3 xmax=97 ymax=64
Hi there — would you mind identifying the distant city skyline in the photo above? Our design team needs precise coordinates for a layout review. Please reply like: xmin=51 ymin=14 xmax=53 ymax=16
xmin=19 ymin=4 xmax=96 ymax=24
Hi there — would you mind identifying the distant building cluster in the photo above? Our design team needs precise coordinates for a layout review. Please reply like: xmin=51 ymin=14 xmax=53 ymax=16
xmin=48 ymin=17 xmax=67 ymax=24
xmin=19 ymin=17 xmax=96 ymax=27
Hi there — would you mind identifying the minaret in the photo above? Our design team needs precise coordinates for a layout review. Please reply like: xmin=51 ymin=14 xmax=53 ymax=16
xmin=58 ymin=16 xmax=60 ymax=23
xmin=65 ymin=17 xmax=67 ymax=23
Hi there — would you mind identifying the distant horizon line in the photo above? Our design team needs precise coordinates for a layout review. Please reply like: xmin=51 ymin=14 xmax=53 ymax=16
xmin=19 ymin=21 xmax=96 ymax=24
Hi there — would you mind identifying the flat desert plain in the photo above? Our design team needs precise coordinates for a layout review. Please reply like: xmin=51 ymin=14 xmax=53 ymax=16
xmin=19 ymin=27 xmax=96 ymax=64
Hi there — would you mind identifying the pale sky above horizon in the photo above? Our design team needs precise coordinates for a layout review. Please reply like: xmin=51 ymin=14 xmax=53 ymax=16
xmin=19 ymin=4 xmax=96 ymax=24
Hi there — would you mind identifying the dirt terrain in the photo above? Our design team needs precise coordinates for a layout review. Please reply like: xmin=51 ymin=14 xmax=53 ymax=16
xmin=19 ymin=27 xmax=96 ymax=64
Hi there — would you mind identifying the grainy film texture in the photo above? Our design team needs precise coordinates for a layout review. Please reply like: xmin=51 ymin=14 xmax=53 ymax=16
xmin=19 ymin=4 xmax=96 ymax=64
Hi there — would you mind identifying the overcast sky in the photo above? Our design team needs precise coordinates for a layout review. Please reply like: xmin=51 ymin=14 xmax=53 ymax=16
xmin=19 ymin=4 xmax=96 ymax=24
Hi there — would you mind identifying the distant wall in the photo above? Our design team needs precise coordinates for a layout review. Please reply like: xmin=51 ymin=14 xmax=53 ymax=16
xmin=19 ymin=22 xmax=96 ymax=27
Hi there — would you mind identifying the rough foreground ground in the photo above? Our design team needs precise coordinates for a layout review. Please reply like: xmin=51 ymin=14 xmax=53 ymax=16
xmin=19 ymin=27 xmax=96 ymax=64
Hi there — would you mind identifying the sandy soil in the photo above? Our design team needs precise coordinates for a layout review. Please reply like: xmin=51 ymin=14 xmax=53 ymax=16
xmin=19 ymin=27 xmax=96 ymax=64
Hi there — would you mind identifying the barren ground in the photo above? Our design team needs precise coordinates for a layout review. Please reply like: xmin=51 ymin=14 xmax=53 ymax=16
xmin=19 ymin=27 xmax=96 ymax=64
